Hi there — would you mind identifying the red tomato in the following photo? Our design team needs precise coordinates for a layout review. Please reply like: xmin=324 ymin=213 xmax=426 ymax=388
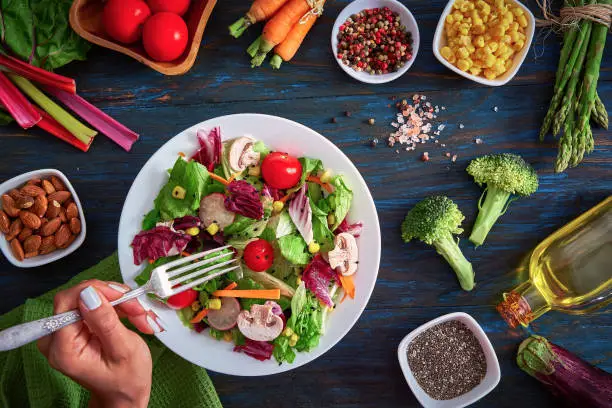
xmin=103 ymin=0 xmax=151 ymax=44
xmin=243 ymin=239 xmax=274 ymax=272
xmin=147 ymin=0 xmax=191 ymax=16
xmin=166 ymin=288 xmax=198 ymax=309
xmin=261 ymin=152 xmax=302 ymax=189
xmin=142 ymin=12 xmax=189 ymax=62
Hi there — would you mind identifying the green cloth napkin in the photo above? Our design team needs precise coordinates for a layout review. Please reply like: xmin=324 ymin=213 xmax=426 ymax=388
xmin=0 ymin=253 xmax=222 ymax=408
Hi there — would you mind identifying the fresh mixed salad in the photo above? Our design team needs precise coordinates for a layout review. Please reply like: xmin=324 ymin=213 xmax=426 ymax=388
xmin=131 ymin=127 xmax=362 ymax=363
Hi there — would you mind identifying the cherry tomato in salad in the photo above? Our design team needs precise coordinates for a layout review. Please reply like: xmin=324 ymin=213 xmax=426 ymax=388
xmin=142 ymin=12 xmax=189 ymax=62
xmin=166 ymin=288 xmax=198 ymax=309
xmin=261 ymin=152 xmax=302 ymax=189
xmin=147 ymin=0 xmax=191 ymax=16
xmin=243 ymin=239 xmax=274 ymax=272
xmin=103 ymin=0 xmax=151 ymax=44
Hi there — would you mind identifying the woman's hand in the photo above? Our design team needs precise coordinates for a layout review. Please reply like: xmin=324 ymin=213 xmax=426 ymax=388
xmin=37 ymin=280 xmax=165 ymax=408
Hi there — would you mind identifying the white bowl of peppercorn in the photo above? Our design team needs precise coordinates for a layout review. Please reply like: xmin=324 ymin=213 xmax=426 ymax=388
xmin=331 ymin=0 xmax=420 ymax=84
xmin=397 ymin=312 xmax=501 ymax=407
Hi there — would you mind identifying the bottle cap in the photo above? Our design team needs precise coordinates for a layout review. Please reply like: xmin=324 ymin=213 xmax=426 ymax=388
xmin=497 ymin=291 xmax=533 ymax=328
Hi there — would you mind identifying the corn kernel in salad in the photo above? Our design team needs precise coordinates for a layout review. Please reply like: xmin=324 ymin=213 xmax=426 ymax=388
xmin=441 ymin=0 xmax=528 ymax=80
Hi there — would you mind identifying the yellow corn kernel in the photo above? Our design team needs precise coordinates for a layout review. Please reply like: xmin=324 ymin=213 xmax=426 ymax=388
xmin=472 ymin=59 xmax=483 ymax=69
xmin=296 ymin=275 xmax=302 ymax=285
xmin=494 ymin=0 xmax=504 ymax=8
xmin=492 ymin=25 xmax=505 ymax=37
xmin=289 ymin=337 xmax=298 ymax=347
xmin=468 ymin=2 xmax=475 ymax=10
xmin=223 ymin=331 xmax=233 ymax=342
xmin=505 ymin=59 xmax=513 ymax=70
xmin=185 ymin=227 xmax=200 ymax=236
xmin=464 ymin=17 xmax=473 ymax=25
xmin=502 ymin=49 xmax=514 ymax=60
xmin=282 ymin=327 xmax=294 ymax=337
xmin=484 ymin=53 xmax=496 ymax=67
xmin=208 ymin=298 xmax=222 ymax=310
xmin=446 ymin=52 xmax=457 ymax=63
xmin=472 ymin=24 xmax=485 ymax=34
xmin=327 ymin=213 xmax=336 ymax=226
xmin=466 ymin=44 xmax=476 ymax=53
xmin=460 ymin=35 xmax=472 ymax=45
xmin=446 ymin=14 xmax=455 ymax=24
xmin=248 ymin=165 xmax=261 ymax=177
xmin=473 ymin=35 xmax=485 ymax=48
xmin=459 ymin=2 xmax=469 ymax=12
xmin=510 ymin=31 xmax=520 ymax=42
xmin=457 ymin=59 xmax=471 ymax=71
xmin=484 ymin=68 xmax=497 ymax=79
xmin=469 ymin=67 xmax=482 ymax=76
xmin=457 ymin=47 xmax=470 ymax=59
xmin=320 ymin=169 xmax=333 ymax=183
xmin=453 ymin=11 xmax=464 ymax=21
xmin=272 ymin=200 xmax=284 ymax=213
xmin=172 ymin=186 xmax=186 ymax=200
xmin=308 ymin=241 xmax=320 ymax=254
xmin=206 ymin=222 xmax=219 ymax=236
xmin=459 ymin=26 xmax=469 ymax=35
xmin=473 ymin=17 xmax=484 ymax=26
xmin=505 ymin=11 xmax=514 ymax=21
xmin=518 ymin=32 xmax=526 ymax=41
xmin=453 ymin=0 xmax=463 ymax=9
xmin=512 ymin=6 xmax=524 ymax=16
xmin=517 ymin=14 xmax=528 ymax=27
xmin=290 ymin=333 xmax=299 ymax=342
xmin=494 ymin=59 xmax=506 ymax=73
xmin=498 ymin=43 xmax=509 ymax=54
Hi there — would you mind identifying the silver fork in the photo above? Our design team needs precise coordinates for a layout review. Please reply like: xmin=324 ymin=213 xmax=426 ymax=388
xmin=0 ymin=246 xmax=238 ymax=352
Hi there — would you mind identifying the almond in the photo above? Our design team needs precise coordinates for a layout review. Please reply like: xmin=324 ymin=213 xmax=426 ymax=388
xmin=1 ymin=194 xmax=20 ymax=218
xmin=69 ymin=217 xmax=81 ymax=234
xmin=32 ymin=195 xmax=48 ymax=218
xmin=24 ymin=235 xmax=42 ymax=253
xmin=42 ymin=179 xmax=56 ymax=195
xmin=16 ymin=195 xmax=34 ymax=209
xmin=64 ymin=198 xmax=75 ymax=208
xmin=0 ymin=210 xmax=9 ymax=234
xmin=54 ymin=224 xmax=71 ymax=248
xmin=41 ymin=218 xmax=62 ymax=237
xmin=59 ymin=233 xmax=76 ymax=249
xmin=6 ymin=219 xmax=23 ymax=241
xmin=19 ymin=210 xmax=42 ymax=230
xmin=25 ymin=251 xmax=39 ymax=259
xmin=59 ymin=207 xmax=68 ymax=223
xmin=48 ymin=191 xmax=71 ymax=204
xmin=18 ymin=227 xmax=33 ymax=242
xmin=66 ymin=202 xmax=79 ymax=219
xmin=8 ymin=189 xmax=22 ymax=201
xmin=40 ymin=236 xmax=56 ymax=255
xmin=51 ymin=176 xmax=67 ymax=192
xmin=21 ymin=184 xmax=46 ymax=197
xmin=10 ymin=239 xmax=24 ymax=261
xmin=26 ymin=178 xmax=42 ymax=186
xmin=46 ymin=200 xmax=61 ymax=218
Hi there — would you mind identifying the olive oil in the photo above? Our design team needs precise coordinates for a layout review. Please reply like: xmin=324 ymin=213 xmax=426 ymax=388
xmin=498 ymin=196 xmax=612 ymax=328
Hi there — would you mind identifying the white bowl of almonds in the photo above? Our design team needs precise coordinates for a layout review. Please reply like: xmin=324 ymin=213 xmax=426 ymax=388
xmin=433 ymin=0 xmax=535 ymax=86
xmin=0 ymin=169 xmax=86 ymax=268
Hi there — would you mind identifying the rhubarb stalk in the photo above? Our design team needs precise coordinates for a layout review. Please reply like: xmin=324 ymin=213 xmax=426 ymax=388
xmin=0 ymin=54 xmax=76 ymax=94
xmin=7 ymin=73 xmax=96 ymax=144
xmin=44 ymin=87 xmax=139 ymax=152
xmin=0 ymin=72 xmax=41 ymax=129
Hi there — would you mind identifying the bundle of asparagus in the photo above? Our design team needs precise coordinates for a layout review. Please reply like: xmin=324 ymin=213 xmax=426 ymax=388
xmin=539 ymin=0 xmax=610 ymax=173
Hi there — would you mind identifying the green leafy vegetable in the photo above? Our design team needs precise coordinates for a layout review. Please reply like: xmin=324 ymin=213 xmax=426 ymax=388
xmin=275 ymin=211 xmax=296 ymax=238
xmin=245 ymin=175 xmax=263 ymax=191
xmin=260 ymin=226 xmax=276 ymax=242
xmin=278 ymin=234 xmax=311 ymax=265
xmin=141 ymin=208 xmax=160 ymax=231
xmin=0 ymin=0 xmax=91 ymax=71
xmin=154 ymin=158 xmax=209 ymax=220
xmin=134 ymin=256 xmax=177 ymax=286
xmin=299 ymin=157 xmax=323 ymax=184
xmin=327 ymin=176 xmax=353 ymax=230
xmin=178 ymin=307 xmax=194 ymax=328
xmin=273 ymin=335 xmax=296 ymax=363
xmin=232 ymin=328 xmax=246 ymax=346
xmin=309 ymin=190 xmax=334 ymax=252
xmin=307 ymin=182 xmax=322 ymax=204
xmin=236 ymin=278 xmax=266 ymax=310
xmin=253 ymin=141 xmax=270 ymax=158
xmin=224 ymin=215 xmax=269 ymax=239
xmin=209 ymin=328 xmax=224 ymax=341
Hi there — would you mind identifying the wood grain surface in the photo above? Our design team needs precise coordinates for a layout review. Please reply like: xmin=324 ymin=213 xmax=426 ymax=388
xmin=0 ymin=0 xmax=610 ymax=407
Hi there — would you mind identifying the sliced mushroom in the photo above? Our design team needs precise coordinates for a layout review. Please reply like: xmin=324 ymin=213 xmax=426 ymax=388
xmin=328 ymin=232 xmax=359 ymax=276
xmin=237 ymin=303 xmax=284 ymax=342
xmin=228 ymin=136 xmax=260 ymax=174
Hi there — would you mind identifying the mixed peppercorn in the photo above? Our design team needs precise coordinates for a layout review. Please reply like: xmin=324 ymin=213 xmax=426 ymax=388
xmin=336 ymin=7 xmax=414 ymax=75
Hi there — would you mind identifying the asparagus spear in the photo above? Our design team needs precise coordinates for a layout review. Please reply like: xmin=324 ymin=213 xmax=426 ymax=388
xmin=552 ymin=26 xmax=590 ymax=137
xmin=539 ymin=10 xmax=592 ymax=140
xmin=555 ymin=106 xmax=575 ymax=173
xmin=592 ymin=92 xmax=608 ymax=129
xmin=575 ymin=0 xmax=610 ymax=134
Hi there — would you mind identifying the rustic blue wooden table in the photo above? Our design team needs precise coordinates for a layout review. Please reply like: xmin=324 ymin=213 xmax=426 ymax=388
xmin=0 ymin=0 xmax=610 ymax=406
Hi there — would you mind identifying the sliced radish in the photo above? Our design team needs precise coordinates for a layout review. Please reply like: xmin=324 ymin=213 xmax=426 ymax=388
xmin=207 ymin=297 xmax=241 ymax=331
xmin=199 ymin=193 xmax=235 ymax=229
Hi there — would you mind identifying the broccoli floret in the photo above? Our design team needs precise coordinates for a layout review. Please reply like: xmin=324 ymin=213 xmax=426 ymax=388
xmin=401 ymin=196 xmax=474 ymax=291
xmin=466 ymin=153 xmax=539 ymax=247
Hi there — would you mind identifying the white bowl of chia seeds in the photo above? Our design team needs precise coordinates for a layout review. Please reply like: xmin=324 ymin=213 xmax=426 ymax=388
xmin=331 ymin=0 xmax=420 ymax=84
xmin=397 ymin=312 xmax=500 ymax=408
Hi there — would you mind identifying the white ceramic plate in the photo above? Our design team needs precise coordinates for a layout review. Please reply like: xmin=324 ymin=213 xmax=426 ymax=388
xmin=118 ymin=114 xmax=381 ymax=376
xmin=331 ymin=0 xmax=420 ymax=84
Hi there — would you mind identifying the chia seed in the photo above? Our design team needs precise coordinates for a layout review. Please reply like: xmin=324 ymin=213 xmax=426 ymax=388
xmin=407 ymin=320 xmax=487 ymax=400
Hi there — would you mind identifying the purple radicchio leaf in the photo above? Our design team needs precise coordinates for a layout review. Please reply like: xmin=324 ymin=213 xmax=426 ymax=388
xmin=192 ymin=127 xmax=222 ymax=172
xmin=131 ymin=226 xmax=191 ymax=265
xmin=288 ymin=184 xmax=313 ymax=244
xmin=233 ymin=339 xmax=274 ymax=361
xmin=224 ymin=180 xmax=264 ymax=220
xmin=302 ymin=254 xmax=336 ymax=307
xmin=173 ymin=215 xmax=201 ymax=231
xmin=336 ymin=218 xmax=363 ymax=238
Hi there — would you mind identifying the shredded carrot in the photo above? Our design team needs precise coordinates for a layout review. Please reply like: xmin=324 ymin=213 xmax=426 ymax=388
xmin=340 ymin=291 xmax=348 ymax=303
xmin=190 ymin=308 xmax=209 ymax=324
xmin=178 ymin=152 xmax=186 ymax=158
xmin=279 ymin=192 xmax=293 ymax=203
xmin=338 ymin=275 xmax=355 ymax=299
xmin=212 ymin=289 xmax=281 ymax=299
xmin=210 ymin=173 xmax=230 ymax=186
xmin=181 ymin=251 xmax=191 ymax=257
xmin=227 ymin=172 xmax=241 ymax=184
xmin=222 ymin=282 xmax=238 ymax=290
xmin=148 ymin=259 xmax=154 ymax=264
xmin=306 ymin=175 xmax=334 ymax=193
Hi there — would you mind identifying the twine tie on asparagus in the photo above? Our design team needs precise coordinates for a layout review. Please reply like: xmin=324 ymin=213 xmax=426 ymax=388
xmin=535 ymin=0 xmax=612 ymax=29
xmin=300 ymin=0 xmax=325 ymax=24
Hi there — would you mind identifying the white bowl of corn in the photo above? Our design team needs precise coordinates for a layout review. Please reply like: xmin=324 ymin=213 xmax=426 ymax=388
xmin=433 ymin=0 xmax=535 ymax=86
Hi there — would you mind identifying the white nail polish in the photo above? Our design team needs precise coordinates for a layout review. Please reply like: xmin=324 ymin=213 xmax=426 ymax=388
xmin=147 ymin=315 xmax=162 ymax=333
xmin=80 ymin=286 xmax=101 ymax=311
xmin=108 ymin=283 xmax=129 ymax=293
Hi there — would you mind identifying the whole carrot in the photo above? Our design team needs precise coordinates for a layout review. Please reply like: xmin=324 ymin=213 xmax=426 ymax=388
xmin=229 ymin=0 xmax=290 ymax=38
xmin=269 ymin=2 xmax=325 ymax=69
xmin=248 ymin=0 xmax=312 ymax=67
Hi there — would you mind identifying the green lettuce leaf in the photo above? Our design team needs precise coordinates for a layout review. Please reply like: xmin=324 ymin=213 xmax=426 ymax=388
xmin=224 ymin=215 xmax=268 ymax=239
xmin=1 ymin=0 xmax=90 ymax=71
xmin=328 ymin=175 xmax=353 ymax=230
xmin=236 ymin=278 xmax=265 ymax=310
xmin=293 ymin=291 xmax=323 ymax=352
xmin=141 ymin=208 xmax=160 ymax=231
xmin=154 ymin=158 xmax=209 ymax=220
xmin=299 ymin=157 xmax=323 ymax=184
xmin=273 ymin=335 xmax=296 ymax=364
xmin=253 ymin=141 xmax=270 ymax=159
xmin=309 ymin=189 xmax=334 ymax=252
xmin=278 ymin=234 xmax=311 ymax=265
xmin=177 ymin=307 xmax=194 ymax=329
